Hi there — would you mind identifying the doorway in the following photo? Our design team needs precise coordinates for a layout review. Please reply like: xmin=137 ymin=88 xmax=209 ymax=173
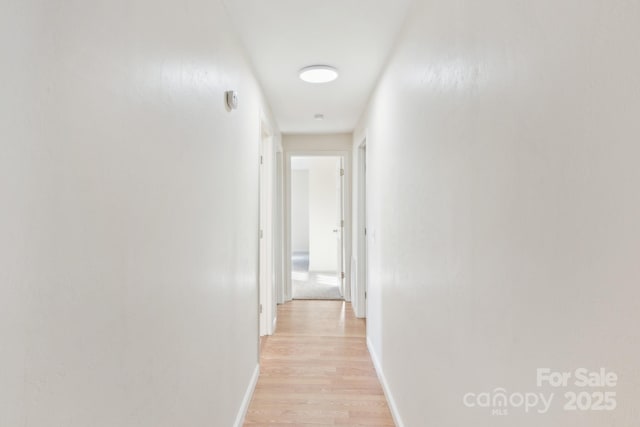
xmin=355 ymin=139 xmax=367 ymax=317
xmin=290 ymin=156 xmax=344 ymax=300
xmin=259 ymin=121 xmax=283 ymax=337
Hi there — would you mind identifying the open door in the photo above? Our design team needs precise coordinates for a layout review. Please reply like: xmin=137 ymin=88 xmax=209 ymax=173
xmin=355 ymin=140 xmax=367 ymax=318
xmin=259 ymin=125 xmax=276 ymax=336
xmin=336 ymin=158 xmax=345 ymax=297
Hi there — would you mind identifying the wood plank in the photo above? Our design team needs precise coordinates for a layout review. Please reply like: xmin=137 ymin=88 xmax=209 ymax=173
xmin=244 ymin=300 xmax=395 ymax=426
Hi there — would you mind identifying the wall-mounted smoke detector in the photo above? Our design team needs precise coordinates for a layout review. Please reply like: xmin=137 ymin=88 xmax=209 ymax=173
xmin=299 ymin=65 xmax=339 ymax=84
xmin=225 ymin=90 xmax=238 ymax=110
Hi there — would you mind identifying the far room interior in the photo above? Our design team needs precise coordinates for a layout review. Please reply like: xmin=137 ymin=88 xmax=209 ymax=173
xmin=290 ymin=156 xmax=344 ymax=300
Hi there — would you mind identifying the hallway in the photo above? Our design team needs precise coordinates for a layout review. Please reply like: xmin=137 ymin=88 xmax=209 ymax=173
xmin=3 ymin=0 xmax=640 ymax=426
xmin=245 ymin=301 xmax=393 ymax=425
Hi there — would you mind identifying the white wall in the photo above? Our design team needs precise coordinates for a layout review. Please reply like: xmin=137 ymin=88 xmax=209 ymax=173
xmin=291 ymin=170 xmax=310 ymax=253
xmin=356 ymin=1 xmax=640 ymax=426
xmin=308 ymin=158 xmax=341 ymax=272
xmin=0 ymin=1 xmax=278 ymax=426
xmin=283 ymin=133 xmax=353 ymax=152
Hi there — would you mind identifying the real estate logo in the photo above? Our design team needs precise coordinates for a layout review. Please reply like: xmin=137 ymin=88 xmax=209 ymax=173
xmin=462 ymin=368 xmax=618 ymax=416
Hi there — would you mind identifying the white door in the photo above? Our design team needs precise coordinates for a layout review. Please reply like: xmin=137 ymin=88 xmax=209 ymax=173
xmin=362 ymin=148 xmax=367 ymax=316
xmin=274 ymin=152 xmax=285 ymax=305
xmin=356 ymin=142 xmax=368 ymax=317
xmin=259 ymin=135 xmax=267 ymax=336
xmin=259 ymin=130 xmax=275 ymax=336
xmin=336 ymin=158 xmax=344 ymax=297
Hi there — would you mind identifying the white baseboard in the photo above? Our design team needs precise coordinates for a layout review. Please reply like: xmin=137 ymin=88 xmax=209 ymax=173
xmin=367 ymin=338 xmax=404 ymax=427
xmin=233 ymin=363 xmax=260 ymax=427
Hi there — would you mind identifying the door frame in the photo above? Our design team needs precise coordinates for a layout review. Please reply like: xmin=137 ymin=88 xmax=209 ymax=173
xmin=284 ymin=150 xmax=352 ymax=302
xmin=274 ymin=151 xmax=285 ymax=305
xmin=258 ymin=125 xmax=272 ymax=337
xmin=258 ymin=118 xmax=283 ymax=337
xmin=354 ymin=138 xmax=367 ymax=318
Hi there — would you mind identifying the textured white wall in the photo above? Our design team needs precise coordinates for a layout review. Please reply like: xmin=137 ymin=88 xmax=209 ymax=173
xmin=357 ymin=0 xmax=640 ymax=425
xmin=0 ymin=1 xmax=277 ymax=426
xmin=283 ymin=133 xmax=353 ymax=152
xmin=291 ymin=170 xmax=310 ymax=253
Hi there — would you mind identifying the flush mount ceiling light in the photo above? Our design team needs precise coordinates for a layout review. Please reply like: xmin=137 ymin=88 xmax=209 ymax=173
xmin=299 ymin=65 xmax=339 ymax=83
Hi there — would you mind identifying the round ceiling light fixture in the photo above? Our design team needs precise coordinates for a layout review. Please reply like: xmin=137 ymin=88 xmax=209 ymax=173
xmin=299 ymin=65 xmax=339 ymax=84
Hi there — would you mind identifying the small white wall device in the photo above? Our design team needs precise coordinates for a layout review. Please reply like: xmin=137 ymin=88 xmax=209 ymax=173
xmin=225 ymin=90 xmax=238 ymax=110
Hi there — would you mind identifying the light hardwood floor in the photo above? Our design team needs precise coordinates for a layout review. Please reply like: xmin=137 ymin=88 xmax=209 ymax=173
xmin=244 ymin=300 xmax=395 ymax=426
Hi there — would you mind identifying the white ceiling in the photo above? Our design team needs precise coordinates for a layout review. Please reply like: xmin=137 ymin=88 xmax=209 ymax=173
xmin=223 ymin=0 xmax=413 ymax=134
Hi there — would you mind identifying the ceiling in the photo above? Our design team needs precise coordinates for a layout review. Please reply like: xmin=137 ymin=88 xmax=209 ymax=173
xmin=223 ymin=0 xmax=413 ymax=134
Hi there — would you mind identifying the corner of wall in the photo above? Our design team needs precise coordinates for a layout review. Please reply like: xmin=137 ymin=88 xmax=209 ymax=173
xmin=233 ymin=363 xmax=260 ymax=427
xmin=367 ymin=338 xmax=404 ymax=427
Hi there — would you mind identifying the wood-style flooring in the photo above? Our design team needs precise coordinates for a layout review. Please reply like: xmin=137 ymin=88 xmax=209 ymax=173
xmin=244 ymin=300 xmax=395 ymax=426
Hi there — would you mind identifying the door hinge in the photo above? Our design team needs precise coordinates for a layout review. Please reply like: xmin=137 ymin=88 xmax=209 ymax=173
xmin=341 ymin=272 xmax=345 ymax=279
xmin=260 ymin=304 xmax=263 ymax=314
xmin=259 ymin=229 xmax=264 ymax=239
xmin=365 ymin=291 xmax=367 ymax=299
xmin=364 ymin=227 xmax=367 ymax=236
xmin=341 ymin=219 xmax=344 ymax=227
xmin=260 ymin=155 xmax=263 ymax=165
xmin=340 ymin=168 xmax=344 ymax=176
